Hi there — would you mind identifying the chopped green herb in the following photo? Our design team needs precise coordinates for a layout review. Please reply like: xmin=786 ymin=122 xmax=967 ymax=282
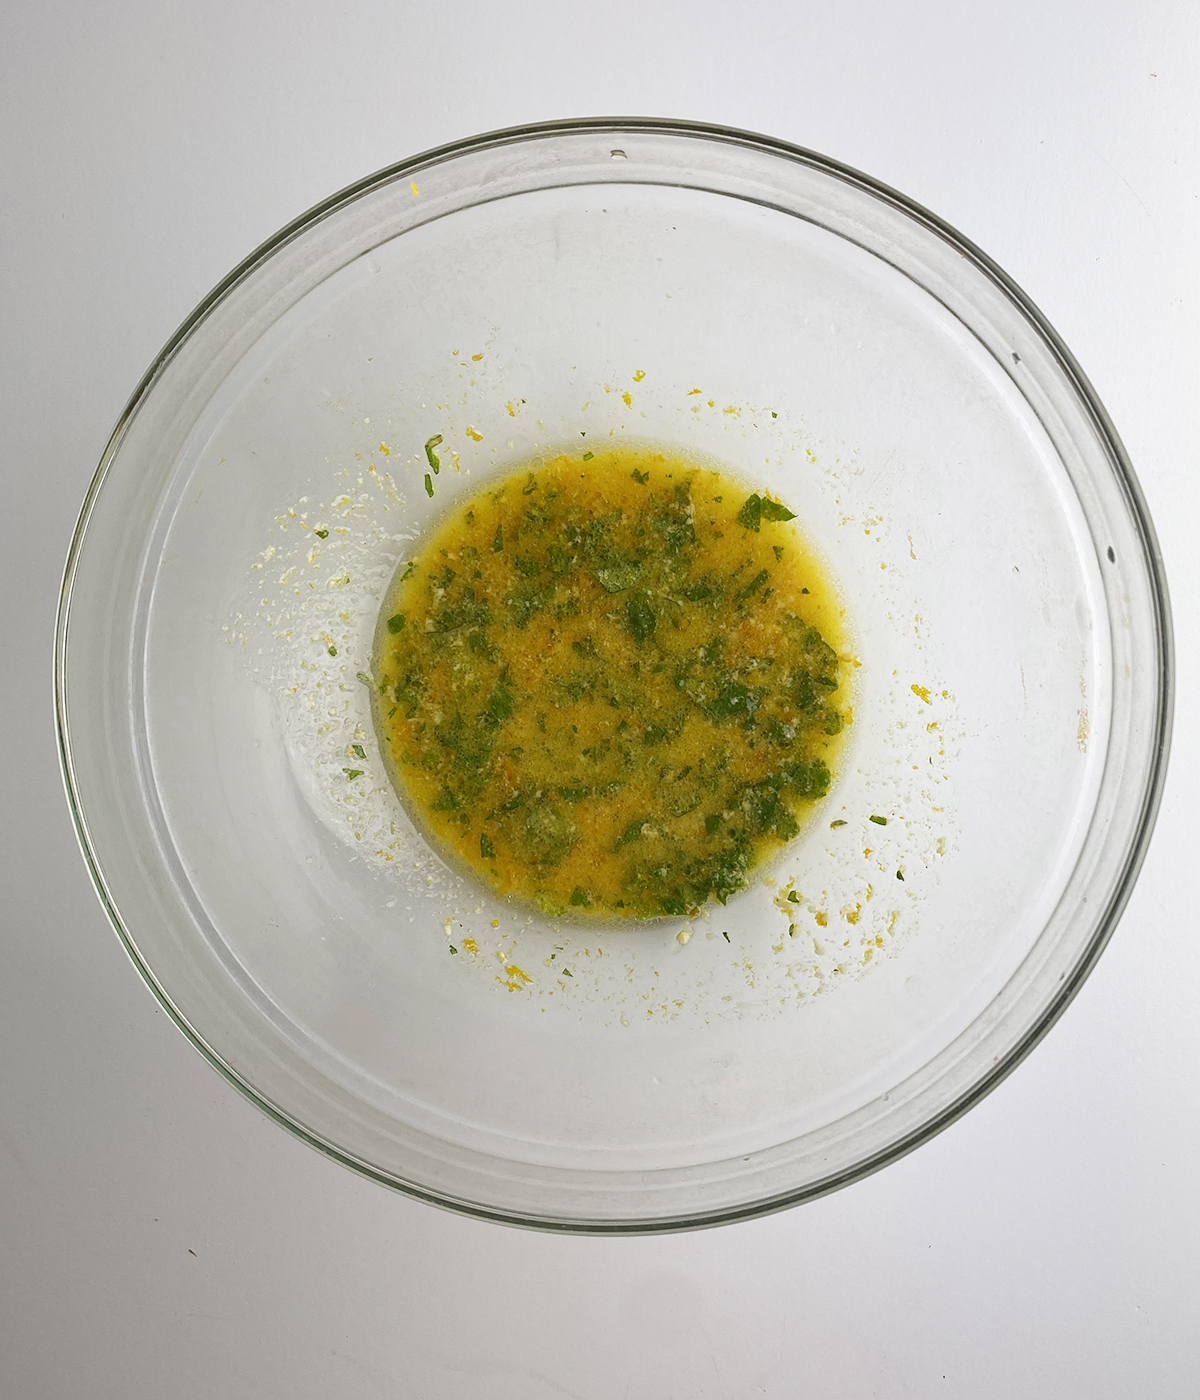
xmin=424 ymin=434 xmax=443 ymax=474
xmin=489 ymin=689 xmax=515 ymax=721
xmin=386 ymin=613 xmax=405 ymax=633
xmin=424 ymin=473 xmax=434 ymax=498
xmin=736 ymin=569 xmax=770 ymax=601
xmin=869 ymin=814 xmax=888 ymax=826
xmin=401 ymin=561 xmax=417 ymax=581
xmin=582 ymin=451 xmax=594 ymax=461
xmin=760 ymin=498 xmax=796 ymax=523
xmin=830 ymin=819 xmax=847 ymax=828
xmin=631 ymin=468 xmax=650 ymax=484
xmin=896 ymin=868 xmax=905 ymax=881
xmin=562 ymin=967 xmax=573 ymax=976
xmin=787 ymin=890 xmax=800 ymax=902
xmin=314 ymin=528 xmax=329 ymax=539
xmin=492 ymin=524 xmax=503 ymax=552
xmin=737 ymin=494 xmax=763 ymax=532
xmin=568 ymin=886 xmax=591 ymax=907
xmin=356 ymin=672 xmax=373 ymax=686
xmin=351 ymin=744 xmax=366 ymax=760
xmin=449 ymin=945 xmax=458 ymax=954
xmin=342 ymin=768 xmax=364 ymax=780
xmin=722 ymin=931 xmax=730 ymax=941
xmin=773 ymin=545 xmax=784 ymax=561
xmin=327 ymin=645 xmax=337 ymax=656
xmin=480 ymin=832 xmax=496 ymax=859
xmin=624 ymin=594 xmax=656 ymax=643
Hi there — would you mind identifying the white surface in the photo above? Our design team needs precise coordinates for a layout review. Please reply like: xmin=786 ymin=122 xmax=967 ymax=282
xmin=2 ymin=1 xmax=1196 ymax=1395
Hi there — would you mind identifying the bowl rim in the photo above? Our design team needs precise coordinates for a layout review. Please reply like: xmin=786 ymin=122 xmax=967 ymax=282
xmin=55 ymin=116 xmax=1175 ymax=1234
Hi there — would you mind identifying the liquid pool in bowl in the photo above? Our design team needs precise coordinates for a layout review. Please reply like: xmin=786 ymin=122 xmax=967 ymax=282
xmin=56 ymin=120 xmax=1171 ymax=1231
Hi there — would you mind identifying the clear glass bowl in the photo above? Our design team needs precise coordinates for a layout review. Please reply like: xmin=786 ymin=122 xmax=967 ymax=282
xmin=56 ymin=119 xmax=1172 ymax=1232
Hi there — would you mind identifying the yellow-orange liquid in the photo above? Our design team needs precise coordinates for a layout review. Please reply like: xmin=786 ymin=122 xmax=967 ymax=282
xmin=372 ymin=445 xmax=849 ymax=919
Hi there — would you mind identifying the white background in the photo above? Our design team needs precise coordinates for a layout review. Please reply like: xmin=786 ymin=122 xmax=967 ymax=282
xmin=3 ymin=3 xmax=1197 ymax=1396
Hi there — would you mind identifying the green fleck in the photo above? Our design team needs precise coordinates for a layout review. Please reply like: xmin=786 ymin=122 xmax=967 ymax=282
xmin=772 ymin=545 xmax=784 ymax=561
xmin=735 ymin=568 xmax=770 ymax=601
xmin=705 ymin=813 xmax=721 ymax=836
xmin=492 ymin=524 xmax=504 ymax=552
xmin=327 ymin=645 xmax=337 ymax=656
xmin=770 ymin=410 xmax=777 ymax=418
xmin=569 ymin=886 xmax=591 ymax=907
xmin=870 ymin=814 xmax=888 ymax=826
xmin=631 ymin=467 xmax=650 ymax=484
xmin=386 ymin=613 xmax=405 ymax=633
xmin=449 ymin=945 xmax=458 ymax=955
xmin=401 ymin=560 xmax=417 ymax=581
xmin=562 ymin=967 xmax=573 ymax=976
xmin=431 ymin=788 xmax=461 ymax=811
xmin=489 ymin=689 xmax=515 ymax=721
xmin=824 ymin=710 xmax=844 ymax=735
xmin=521 ymin=472 xmax=539 ymax=495
xmin=351 ymin=744 xmax=366 ymax=760
xmin=314 ymin=528 xmax=329 ymax=539
xmin=424 ymin=473 xmax=434 ymax=497
xmin=356 ymin=671 xmax=373 ymax=686
xmin=480 ymin=832 xmax=496 ymax=859
xmin=424 ymin=434 xmax=443 ymax=473
xmin=737 ymin=493 xmax=762 ymax=532
xmin=343 ymin=768 xmax=364 ymax=780
xmin=830 ymin=819 xmax=847 ymax=828
xmin=896 ymin=868 xmax=905 ymax=881
xmin=582 ymin=451 xmax=594 ymax=461
xmin=787 ymin=891 xmax=800 ymax=902
xmin=625 ymin=594 xmax=656 ymax=643
xmin=722 ymin=931 xmax=730 ymax=942
xmin=760 ymin=497 xmax=796 ymax=522
xmin=643 ymin=726 xmax=667 ymax=746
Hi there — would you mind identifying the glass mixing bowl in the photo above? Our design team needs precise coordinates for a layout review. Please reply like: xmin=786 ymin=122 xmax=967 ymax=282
xmin=56 ymin=119 xmax=1172 ymax=1232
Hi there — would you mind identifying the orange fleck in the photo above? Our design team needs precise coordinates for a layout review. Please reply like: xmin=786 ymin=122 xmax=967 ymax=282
xmin=465 ymin=427 xmax=483 ymax=442
xmin=378 ymin=443 xmax=390 ymax=456
xmin=621 ymin=391 xmax=632 ymax=408
xmin=911 ymin=684 xmax=931 ymax=704
xmin=632 ymin=370 xmax=646 ymax=382
xmin=471 ymin=353 xmax=483 ymax=361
